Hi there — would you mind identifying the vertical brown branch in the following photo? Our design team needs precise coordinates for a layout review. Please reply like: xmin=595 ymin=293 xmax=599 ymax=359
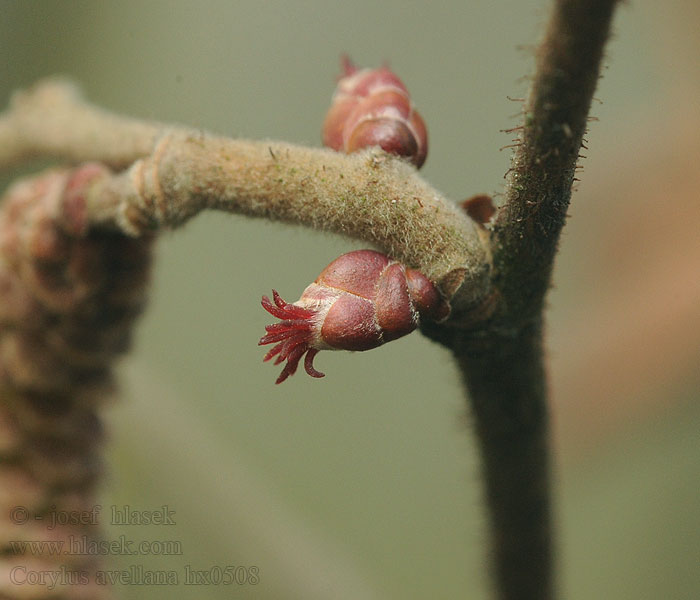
xmin=494 ymin=0 xmax=620 ymax=318
xmin=425 ymin=1 xmax=620 ymax=599
xmin=456 ymin=326 xmax=550 ymax=600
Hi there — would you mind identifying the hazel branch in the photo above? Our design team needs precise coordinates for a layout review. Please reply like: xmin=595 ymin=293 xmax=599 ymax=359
xmin=426 ymin=1 xmax=621 ymax=599
xmin=493 ymin=0 xmax=620 ymax=319
xmin=0 ymin=79 xmax=161 ymax=171
xmin=0 ymin=79 xmax=489 ymax=309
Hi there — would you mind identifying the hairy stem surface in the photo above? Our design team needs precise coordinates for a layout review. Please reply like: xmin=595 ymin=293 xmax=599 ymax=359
xmin=0 ymin=81 xmax=488 ymax=307
xmin=458 ymin=324 xmax=551 ymax=599
xmin=426 ymin=0 xmax=620 ymax=598
xmin=494 ymin=0 xmax=620 ymax=319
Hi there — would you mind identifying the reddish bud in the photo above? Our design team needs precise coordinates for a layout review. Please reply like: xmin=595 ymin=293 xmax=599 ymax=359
xmin=461 ymin=194 xmax=496 ymax=226
xmin=259 ymin=250 xmax=449 ymax=383
xmin=322 ymin=56 xmax=428 ymax=168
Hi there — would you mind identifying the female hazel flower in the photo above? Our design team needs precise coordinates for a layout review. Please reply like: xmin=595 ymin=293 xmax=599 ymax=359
xmin=259 ymin=250 xmax=449 ymax=383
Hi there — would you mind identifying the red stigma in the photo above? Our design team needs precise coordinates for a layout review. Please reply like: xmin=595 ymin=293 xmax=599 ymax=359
xmin=258 ymin=290 xmax=325 ymax=384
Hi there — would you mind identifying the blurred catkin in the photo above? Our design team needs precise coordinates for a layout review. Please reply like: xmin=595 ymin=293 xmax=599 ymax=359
xmin=0 ymin=164 xmax=153 ymax=599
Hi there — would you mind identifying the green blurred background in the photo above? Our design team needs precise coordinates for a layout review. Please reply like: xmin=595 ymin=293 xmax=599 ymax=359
xmin=2 ymin=1 xmax=698 ymax=598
